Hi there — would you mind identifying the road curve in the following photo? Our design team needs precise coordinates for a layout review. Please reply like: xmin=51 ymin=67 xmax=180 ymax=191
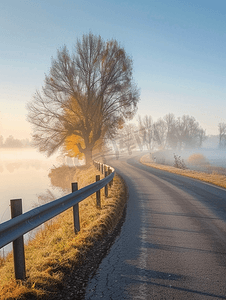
xmin=85 ymin=155 xmax=226 ymax=299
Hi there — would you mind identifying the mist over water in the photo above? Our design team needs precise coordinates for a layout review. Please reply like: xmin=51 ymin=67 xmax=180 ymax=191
xmin=0 ymin=149 xmax=67 ymax=254
xmin=0 ymin=149 xmax=53 ymax=221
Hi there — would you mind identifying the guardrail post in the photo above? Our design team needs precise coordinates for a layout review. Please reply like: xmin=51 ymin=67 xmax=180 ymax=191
xmin=107 ymin=166 xmax=112 ymax=188
xmin=10 ymin=199 xmax=26 ymax=280
xmin=105 ymin=171 xmax=108 ymax=197
xmin=101 ymin=163 xmax=104 ymax=174
xmin=96 ymin=175 xmax=101 ymax=208
xmin=109 ymin=169 xmax=113 ymax=188
xmin=72 ymin=182 xmax=80 ymax=233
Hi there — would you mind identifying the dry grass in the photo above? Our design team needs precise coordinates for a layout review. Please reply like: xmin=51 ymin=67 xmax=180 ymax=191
xmin=0 ymin=165 xmax=127 ymax=300
xmin=141 ymin=154 xmax=226 ymax=189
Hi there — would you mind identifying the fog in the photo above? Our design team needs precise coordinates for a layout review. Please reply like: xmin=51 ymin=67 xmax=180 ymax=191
xmin=151 ymin=148 xmax=226 ymax=166
xmin=0 ymin=148 xmax=86 ymax=221
xmin=1 ymin=142 xmax=225 ymax=256
xmin=0 ymin=148 xmax=84 ymax=256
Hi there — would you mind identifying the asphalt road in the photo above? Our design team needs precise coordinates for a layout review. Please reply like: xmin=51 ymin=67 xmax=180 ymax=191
xmin=85 ymin=154 xmax=226 ymax=299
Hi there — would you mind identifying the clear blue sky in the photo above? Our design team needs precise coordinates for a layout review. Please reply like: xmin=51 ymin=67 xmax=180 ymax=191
xmin=0 ymin=0 xmax=225 ymax=139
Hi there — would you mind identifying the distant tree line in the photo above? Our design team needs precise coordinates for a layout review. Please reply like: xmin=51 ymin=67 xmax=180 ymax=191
xmin=113 ymin=113 xmax=207 ymax=153
xmin=0 ymin=135 xmax=31 ymax=148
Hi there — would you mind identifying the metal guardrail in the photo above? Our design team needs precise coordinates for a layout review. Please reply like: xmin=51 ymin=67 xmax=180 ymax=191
xmin=0 ymin=161 xmax=114 ymax=279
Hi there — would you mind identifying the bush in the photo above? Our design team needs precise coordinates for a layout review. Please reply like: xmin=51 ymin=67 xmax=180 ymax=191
xmin=173 ymin=154 xmax=186 ymax=170
xmin=187 ymin=154 xmax=209 ymax=166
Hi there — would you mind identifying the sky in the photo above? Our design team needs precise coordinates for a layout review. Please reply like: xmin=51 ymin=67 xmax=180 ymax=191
xmin=0 ymin=0 xmax=225 ymax=139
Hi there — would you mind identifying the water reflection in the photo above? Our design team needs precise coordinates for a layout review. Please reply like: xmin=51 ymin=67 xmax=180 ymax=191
xmin=48 ymin=165 xmax=76 ymax=191
xmin=37 ymin=189 xmax=56 ymax=205
xmin=0 ymin=149 xmax=62 ymax=223
xmin=0 ymin=149 xmax=66 ymax=257
xmin=0 ymin=149 xmax=82 ymax=257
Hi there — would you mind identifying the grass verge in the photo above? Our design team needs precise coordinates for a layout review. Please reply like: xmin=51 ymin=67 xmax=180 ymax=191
xmin=140 ymin=154 xmax=226 ymax=189
xmin=0 ymin=164 xmax=127 ymax=300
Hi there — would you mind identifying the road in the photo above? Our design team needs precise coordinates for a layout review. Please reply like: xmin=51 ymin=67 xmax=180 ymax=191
xmin=85 ymin=154 xmax=226 ymax=299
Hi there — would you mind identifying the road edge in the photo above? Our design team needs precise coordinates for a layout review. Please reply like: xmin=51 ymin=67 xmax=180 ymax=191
xmin=140 ymin=154 xmax=226 ymax=190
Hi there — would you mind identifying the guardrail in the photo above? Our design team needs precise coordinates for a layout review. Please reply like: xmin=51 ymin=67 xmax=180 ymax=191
xmin=0 ymin=161 xmax=114 ymax=280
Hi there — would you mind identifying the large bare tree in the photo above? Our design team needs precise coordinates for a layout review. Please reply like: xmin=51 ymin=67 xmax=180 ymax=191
xmin=27 ymin=33 xmax=139 ymax=165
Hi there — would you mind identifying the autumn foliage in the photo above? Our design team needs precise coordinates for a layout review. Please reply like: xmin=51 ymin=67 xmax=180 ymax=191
xmin=27 ymin=33 xmax=139 ymax=164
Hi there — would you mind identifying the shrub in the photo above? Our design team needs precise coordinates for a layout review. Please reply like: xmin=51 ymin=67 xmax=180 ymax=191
xmin=173 ymin=154 xmax=186 ymax=170
xmin=187 ymin=153 xmax=209 ymax=166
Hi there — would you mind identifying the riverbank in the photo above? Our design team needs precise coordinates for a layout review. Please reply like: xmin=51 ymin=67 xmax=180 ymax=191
xmin=140 ymin=154 xmax=226 ymax=189
xmin=0 ymin=164 xmax=127 ymax=300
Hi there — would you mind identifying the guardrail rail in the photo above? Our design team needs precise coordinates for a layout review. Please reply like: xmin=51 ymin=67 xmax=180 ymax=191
xmin=0 ymin=161 xmax=114 ymax=280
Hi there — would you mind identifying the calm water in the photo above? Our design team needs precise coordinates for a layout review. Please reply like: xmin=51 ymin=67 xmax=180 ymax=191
xmin=0 ymin=148 xmax=66 ymax=255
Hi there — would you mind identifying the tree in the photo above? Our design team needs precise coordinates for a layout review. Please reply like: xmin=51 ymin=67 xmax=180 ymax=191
xmin=163 ymin=113 xmax=178 ymax=149
xmin=4 ymin=135 xmax=23 ymax=148
xmin=27 ymin=33 xmax=139 ymax=165
xmin=122 ymin=123 xmax=137 ymax=154
xmin=113 ymin=123 xmax=137 ymax=155
xmin=218 ymin=122 xmax=226 ymax=148
xmin=142 ymin=114 xmax=206 ymax=150
xmin=197 ymin=128 xmax=207 ymax=148
xmin=153 ymin=119 xmax=167 ymax=148
xmin=138 ymin=115 xmax=153 ymax=150
xmin=176 ymin=115 xmax=206 ymax=149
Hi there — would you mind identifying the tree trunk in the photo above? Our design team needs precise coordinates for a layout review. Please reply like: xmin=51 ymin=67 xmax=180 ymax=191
xmin=83 ymin=147 xmax=93 ymax=166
